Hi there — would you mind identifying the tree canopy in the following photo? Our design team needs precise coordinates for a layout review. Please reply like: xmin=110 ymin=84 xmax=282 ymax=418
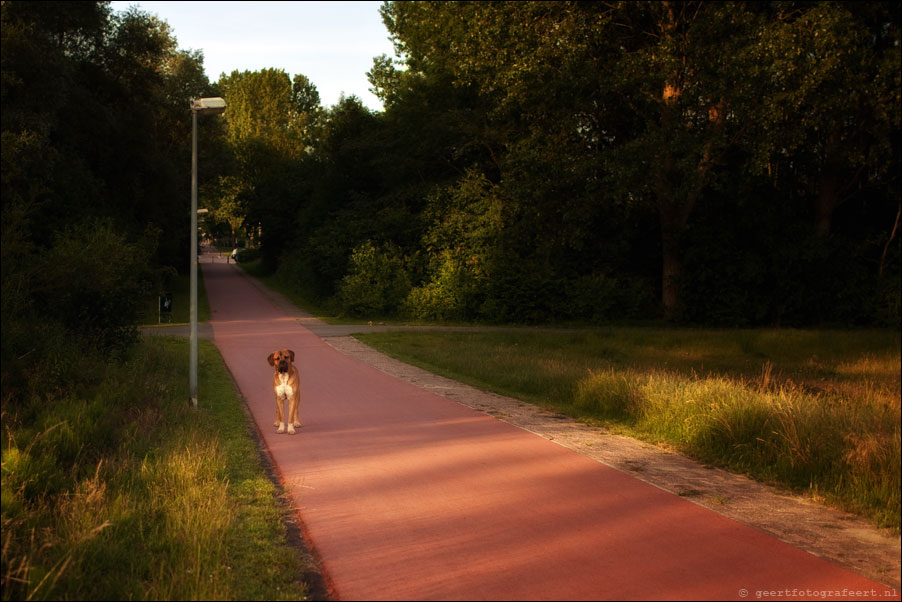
xmin=254 ymin=0 xmax=897 ymax=326
xmin=2 ymin=0 xmax=215 ymax=384
xmin=3 ymin=0 xmax=899 ymax=356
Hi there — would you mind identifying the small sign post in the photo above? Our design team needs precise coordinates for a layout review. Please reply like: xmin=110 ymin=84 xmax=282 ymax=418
xmin=159 ymin=292 xmax=173 ymax=324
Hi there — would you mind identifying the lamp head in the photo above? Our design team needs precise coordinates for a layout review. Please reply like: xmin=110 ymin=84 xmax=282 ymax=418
xmin=190 ymin=97 xmax=226 ymax=115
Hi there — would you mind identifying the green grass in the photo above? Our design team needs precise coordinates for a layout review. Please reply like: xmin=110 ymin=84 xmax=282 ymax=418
xmin=140 ymin=270 xmax=212 ymax=326
xmin=238 ymin=259 xmax=341 ymax=322
xmin=357 ymin=327 xmax=901 ymax=530
xmin=1 ymin=337 xmax=311 ymax=601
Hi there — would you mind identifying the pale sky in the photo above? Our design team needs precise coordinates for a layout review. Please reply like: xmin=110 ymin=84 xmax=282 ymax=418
xmin=110 ymin=1 xmax=396 ymax=111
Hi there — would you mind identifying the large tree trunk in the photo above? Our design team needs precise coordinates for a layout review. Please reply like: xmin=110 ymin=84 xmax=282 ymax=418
xmin=814 ymin=159 xmax=839 ymax=238
xmin=813 ymin=126 xmax=844 ymax=237
xmin=656 ymin=29 xmax=686 ymax=319
xmin=660 ymin=222 xmax=683 ymax=320
xmin=655 ymin=100 xmax=720 ymax=318
xmin=658 ymin=193 xmax=696 ymax=320
xmin=654 ymin=2 xmax=723 ymax=319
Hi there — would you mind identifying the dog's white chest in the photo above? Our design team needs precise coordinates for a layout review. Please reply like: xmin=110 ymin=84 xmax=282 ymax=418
xmin=275 ymin=373 xmax=294 ymax=399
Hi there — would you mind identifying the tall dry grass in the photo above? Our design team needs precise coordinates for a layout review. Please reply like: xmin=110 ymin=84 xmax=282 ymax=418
xmin=1 ymin=338 xmax=309 ymax=600
xmin=573 ymin=365 xmax=900 ymax=526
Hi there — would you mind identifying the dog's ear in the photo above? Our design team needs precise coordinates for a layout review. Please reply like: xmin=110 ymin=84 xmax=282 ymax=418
xmin=267 ymin=353 xmax=275 ymax=366
xmin=288 ymin=350 xmax=295 ymax=362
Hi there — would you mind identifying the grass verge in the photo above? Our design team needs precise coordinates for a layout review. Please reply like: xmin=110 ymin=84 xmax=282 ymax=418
xmin=1 ymin=337 xmax=310 ymax=601
xmin=238 ymin=259 xmax=340 ymax=323
xmin=357 ymin=327 xmax=901 ymax=530
xmin=140 ymin=270 xmax=212 ymax=326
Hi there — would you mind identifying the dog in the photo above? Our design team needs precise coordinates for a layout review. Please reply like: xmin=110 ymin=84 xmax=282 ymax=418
xmin=267 ymin=349 xmax=301 ymax=434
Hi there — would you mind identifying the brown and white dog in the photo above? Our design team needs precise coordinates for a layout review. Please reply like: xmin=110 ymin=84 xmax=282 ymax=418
xmin=267 ymin=349 xmax=301 ymax=434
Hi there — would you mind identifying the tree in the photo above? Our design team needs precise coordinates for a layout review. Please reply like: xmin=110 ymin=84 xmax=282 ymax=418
xmin=751 ymin=2 xmax=900 ymax=238
xmin=256 ymin=0 xmax=899 ymax=325
xmin=377 ymin=1 xmax=639 ymax=321
xmin=379 ymin=0 xmax=900 ymax=321
xmin=217 ymin=68 xmax=322 ymax=265
xmin=292 ymin=73 xmax=323 ymax=120
xmin=2 ymin=0 xmax=214 ymax=361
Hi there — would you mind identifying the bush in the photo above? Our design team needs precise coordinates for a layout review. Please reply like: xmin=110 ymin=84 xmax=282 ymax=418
xmin=34 ymin=220 xmax=152 ymax=352
xmin=2 ymin=219 xmax=154 ymax=413
xmin=403 ymin=252 xmax=484 ymax=321
xmin=336 ymin=241 xmax=411 ymax=317
xmin=561 ymin=273 xmax=616 ymax=321
xmin=234 ymin=247 xmax=261 ymax=263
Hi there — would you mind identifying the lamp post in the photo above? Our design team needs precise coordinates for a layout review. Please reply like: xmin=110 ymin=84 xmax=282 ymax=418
xmin=189 ymin=97 xmax=226 ymax=408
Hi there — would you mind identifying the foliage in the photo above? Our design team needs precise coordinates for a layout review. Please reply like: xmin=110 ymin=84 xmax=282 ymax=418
xmin=34 ymin=219 xmax=154 ymax=350
xmin=234 ymin=247 xmax=261 ymax=264
xmin=338 ymin=240 xmax=411 ymax=317
xmin=316 ymin=0 xmax=899 ymax=325
xmin=6 ymin=0 xmax=898 ymax=348
xmin=218 ymin=68 xmax=312 ymax=152
xmin=2 ymin=1 xmax=216 ymax=403
xmin=213 ymin=68 xmax=323 ymax=267
xmin=404 ymin=252 xmax=483 ymax=321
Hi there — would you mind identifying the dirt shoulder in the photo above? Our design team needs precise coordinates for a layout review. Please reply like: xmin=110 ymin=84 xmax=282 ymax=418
xmin=325 ymin=335 xmax=901 ymax=591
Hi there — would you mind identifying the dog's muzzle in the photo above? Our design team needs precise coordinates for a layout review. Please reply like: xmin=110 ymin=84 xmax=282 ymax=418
xmin=278 ymin=361 xmax=290 ymax=374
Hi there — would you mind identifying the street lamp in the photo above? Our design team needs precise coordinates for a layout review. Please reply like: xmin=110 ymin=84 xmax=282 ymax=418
xmin=189 ymin=97 xmax=226 ymax=408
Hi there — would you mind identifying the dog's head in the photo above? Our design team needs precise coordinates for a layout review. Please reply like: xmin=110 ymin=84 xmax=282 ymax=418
xmin=267 ymin=349 xmax=295 ymax=374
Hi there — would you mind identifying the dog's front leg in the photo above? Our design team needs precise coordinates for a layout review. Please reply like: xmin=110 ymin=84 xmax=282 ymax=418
xmin=288 ymin=397 xmax=300 ymax=434
xmin=276 ymin=395 xmax=285 ymax=433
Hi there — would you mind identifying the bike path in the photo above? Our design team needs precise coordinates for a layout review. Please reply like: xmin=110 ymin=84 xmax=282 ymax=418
xmin=200 ymin=258 xmax=896 ymax=601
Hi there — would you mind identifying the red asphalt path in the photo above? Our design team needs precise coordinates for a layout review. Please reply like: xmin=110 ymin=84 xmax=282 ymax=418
xmin=201 ymin=257 xmax=897 ymax=601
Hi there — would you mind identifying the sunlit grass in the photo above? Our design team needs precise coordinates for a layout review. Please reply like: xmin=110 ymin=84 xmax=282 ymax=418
xmin=358 ymin=328 xmax=901 ymax=530
xmin=1 ymin=338 xmax=309 ymax=601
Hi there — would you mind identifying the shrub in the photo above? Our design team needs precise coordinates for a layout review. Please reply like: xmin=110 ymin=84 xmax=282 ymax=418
xmin=337 ymin=241 xmax=411 ymax=317
xmin=34 ymin=219 xmax=152 ymax=352
xmin=403 ymin=252 xmax=484 ymax=321
xmin=562 ymin=273 xmax=620 ymax=322
xmin=234 ymin=247 xmax=260 ymax=263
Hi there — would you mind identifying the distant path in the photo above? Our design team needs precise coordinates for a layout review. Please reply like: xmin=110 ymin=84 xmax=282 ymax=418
xmin=198 ymin=253 xmax=898 ymax=601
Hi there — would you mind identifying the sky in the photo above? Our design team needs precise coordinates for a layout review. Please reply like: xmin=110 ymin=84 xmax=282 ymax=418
xmin=109 ymin=1 xmax=396 ymax=111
